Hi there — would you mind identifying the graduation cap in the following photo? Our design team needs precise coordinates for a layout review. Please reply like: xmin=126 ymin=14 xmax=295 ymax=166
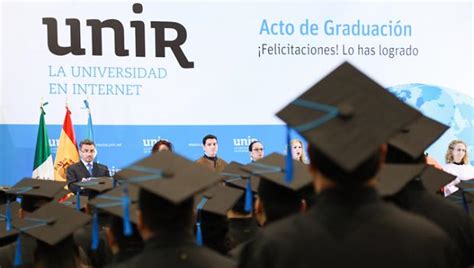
xmin=376 ymin=164 xmax=427 ymax=196
xmin=388 ymin=115 xmax=449 ymax=160
xmin=276 ymin=62 xmax=421 ymax=173
xmin=419 ymin=166 xmax=456 ymax=194
xmin=11 ymin=201 xmax=91 ymax=266
xmin=7 ymin=178 xmax=67 ymax=199
xmin=88 ymin=185 xmax=139 ymax=224
xmin=114 ymin=151 xmax=222 ymax=205
xmin=221 ymin=162 xmax=260 ymax=213
xmin=195 ymin=184 xmax=243 ymax=246
xmin=241 ymin=153 xmax=313 ymax=192
xmin=195 ymin=184 xmax=244 ymax=217
xmin=87 ymin=184 xmax=139 ymax=250
xmin=71 ymin=177 xmax=114 ymax=196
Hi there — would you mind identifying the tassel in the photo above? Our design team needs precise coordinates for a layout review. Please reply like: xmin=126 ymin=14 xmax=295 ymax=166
xmin=244 ymin=178 xmax=253 ymax=213
xmin=76 ymin=192 xmax=81 ymax=211
xmin=196 ymin=222 xmax=203 ymax=246
xmin=122 ymin=186 xmax=132 ymax=236
xmin=285 ymin=126 xmax=294 ymax=184
xmin=6 ymin=200 xmax=12 ymax=231
xmin=91 ymin=209 xmax=99 ymax=251
xmin=14 ymin=234 xmax=22 ymax=266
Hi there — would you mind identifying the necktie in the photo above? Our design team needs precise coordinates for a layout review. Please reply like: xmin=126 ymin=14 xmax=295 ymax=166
xmin=87 ymin=163 xmax=93 ymax=176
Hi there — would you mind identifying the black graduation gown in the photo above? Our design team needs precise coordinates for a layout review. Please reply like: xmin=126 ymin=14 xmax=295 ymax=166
xmin=0 ymin=233 xmax=36 ymax=268
xmin=227 ymin=217 xmax=259 ymax=250
xmin=392 ymin=180 xmax=474 ymax=267
xmin=74 ymin=222 xmax=113 ymax=268
xmin=112 ymin=231 xmax=236 ymax=268
xmin=239 ymin=187 xmax=460 ymax=268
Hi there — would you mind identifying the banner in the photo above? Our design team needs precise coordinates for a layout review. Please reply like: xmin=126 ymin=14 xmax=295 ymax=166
xmin=0 ymin=1 xmax=472 ymax=185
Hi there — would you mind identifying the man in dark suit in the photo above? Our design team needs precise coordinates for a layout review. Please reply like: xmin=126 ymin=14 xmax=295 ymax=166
xmin=66 ymin=139 xmax=110 ymax=194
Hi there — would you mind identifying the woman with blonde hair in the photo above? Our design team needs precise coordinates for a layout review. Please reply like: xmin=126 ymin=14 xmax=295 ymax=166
xmin=443 ymin=140 xmax=474 ymax=181
xmin=289 ymin=139 xmax=308 ymax=164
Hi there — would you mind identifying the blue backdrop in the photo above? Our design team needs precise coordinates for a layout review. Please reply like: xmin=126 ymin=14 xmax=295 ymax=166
xmin=0 ymin=124 xmax=308 ymax=186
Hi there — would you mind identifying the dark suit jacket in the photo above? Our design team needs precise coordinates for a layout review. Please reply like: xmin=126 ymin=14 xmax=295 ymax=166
xmin=66 ymin=161 xmax=110 ymax=194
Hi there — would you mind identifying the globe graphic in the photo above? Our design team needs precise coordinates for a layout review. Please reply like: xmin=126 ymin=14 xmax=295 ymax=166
xmin=388 ymin=84 xmax=474 ymax=165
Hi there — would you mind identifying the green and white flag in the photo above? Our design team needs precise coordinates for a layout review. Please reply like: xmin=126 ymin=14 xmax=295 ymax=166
xmin=32 ymin=103 xmax=54 ymax=180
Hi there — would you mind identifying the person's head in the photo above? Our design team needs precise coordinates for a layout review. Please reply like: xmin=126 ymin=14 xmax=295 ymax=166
xmin=151 ymin=140 xmax=173 ymax=154
xmin=202 ymin=134 xmax=218 ymax=157
xmin=79 ymin=139 xmax=96 ymax=163
xmin=255 ymin=179 xmax=306 ymax=226
xmin=137 ymin=189 xmax=194 ymax=240
xmin=445 ymin=140 xmax=469 ymax=164
xmin=249 ymin=141 xmax=264 ymax=162
xmin=307 ymin=143 xmax=386 ymax=192
xmin=105 ymin=215 xmax=143 ymax=255
xmin=34 ymin=236 xmax=85 ymax=268
xmin=290 ymin=139 xmax=307 ymax=163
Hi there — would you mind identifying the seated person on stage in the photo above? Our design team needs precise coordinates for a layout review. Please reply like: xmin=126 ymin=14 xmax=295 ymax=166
xmin=196 ymin=134 xmax=228 ymax=172
xmin=66 ymin=139 xmax=110 ymax=194
xmin=151 ymin=139 xmax=173 ymax=153
xmin=289 ymin=139 xmax=308 ymax=164
xmin=249 ymin=140 xmax=265 ymax=162
xmin=443 ymin=139 xmax=474 ymax=181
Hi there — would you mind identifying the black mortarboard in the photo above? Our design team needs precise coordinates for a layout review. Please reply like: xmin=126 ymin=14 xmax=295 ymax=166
xmin=221 ymin=162 xmax=260 ymax=213
xmin=195 ymin=184 xmax=243 ymax=217
xmin=10 ymin=201 xmax=90 ymax=266
xmin=87 ymin=184 xmax=139 ymax=250
xmin=221 ymin=162 xmax=260 ymax=193
xmin=114 ymin=151 xmax=221 ymax=205
xmin=420 ymin=166 xmax=456 ymax=194
xmin=388 ymin=115 xmax=449 ymax=159
xmin=195 ymin=184 xmax=243 ymax=246
xmin=377 ymin=164 xmax=427 ymax=196
xmin=11 ymin=201 xmax=91 ymax=245
xmin=88 ymin=184 xmax=139 ymax=225
xmin=241 ymin=153 xmax=313 ymax=192
xmin=71 ymin=177 xmax=114 ymax=196
xmin=276 ymin=62 xmax=421 ymax=172
xmin=7 ymin=178 xmax=67 ymax=199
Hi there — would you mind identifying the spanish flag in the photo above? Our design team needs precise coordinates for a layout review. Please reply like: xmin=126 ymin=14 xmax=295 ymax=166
xmin=54 ymin=106 xmax=79 ymax=181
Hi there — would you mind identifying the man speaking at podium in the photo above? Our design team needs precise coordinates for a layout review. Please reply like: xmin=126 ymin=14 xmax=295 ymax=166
xmin=66 ymin=139 xmax=110 ymax=194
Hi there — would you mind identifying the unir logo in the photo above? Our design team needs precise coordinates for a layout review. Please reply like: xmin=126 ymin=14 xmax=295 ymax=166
xmin=42 ymin=3 xmax=194 ymax=68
